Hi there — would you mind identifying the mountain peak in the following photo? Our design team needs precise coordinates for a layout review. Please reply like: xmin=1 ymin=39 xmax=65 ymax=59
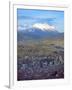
xmin=32 ymin=23 xmax=56 ymax=32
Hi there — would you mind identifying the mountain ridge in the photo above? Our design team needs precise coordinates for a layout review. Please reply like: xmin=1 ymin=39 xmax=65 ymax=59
xmin=17 ymin=28 xmax=64 ymax=41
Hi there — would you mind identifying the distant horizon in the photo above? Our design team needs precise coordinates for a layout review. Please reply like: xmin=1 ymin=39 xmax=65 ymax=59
xmin=17 ymin=9 xmax=64 ymax=33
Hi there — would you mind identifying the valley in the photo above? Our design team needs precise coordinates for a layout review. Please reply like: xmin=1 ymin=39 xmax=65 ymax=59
xmin=17 ymin=36 xmax=64 ymax=80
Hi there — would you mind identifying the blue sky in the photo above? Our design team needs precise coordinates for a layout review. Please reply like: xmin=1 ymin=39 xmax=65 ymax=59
xmin=17 ymin=9 xmax=64 ymax=32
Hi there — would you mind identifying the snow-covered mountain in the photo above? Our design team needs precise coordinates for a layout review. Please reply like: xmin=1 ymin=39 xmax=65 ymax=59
xmin=18 ymin=23 xmax=57 ymax=32
xmin=17 ymin=23 xmax=64 ymax=41
xmin=32 ymin=23 xmax=56 ymax=32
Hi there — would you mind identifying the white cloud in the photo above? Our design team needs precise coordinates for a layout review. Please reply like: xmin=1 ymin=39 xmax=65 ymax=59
xmin=17 ymin=26 xmax=24 ymax=30
xmin=32 ymin=23 xmax=55 ymax=31
xmin=17 ymin=24 xmax=31 ymax=31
